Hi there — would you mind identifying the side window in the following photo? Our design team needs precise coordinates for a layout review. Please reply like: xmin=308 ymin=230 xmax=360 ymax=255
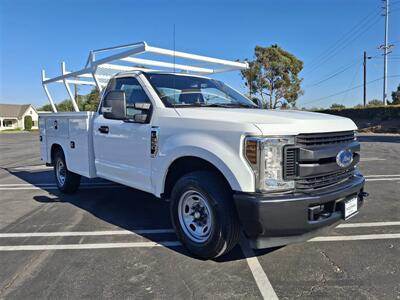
xmin=115 ymin=77 xmax=150 ymax=118
xmin=101 ymin=77 xmax=151 ymax=117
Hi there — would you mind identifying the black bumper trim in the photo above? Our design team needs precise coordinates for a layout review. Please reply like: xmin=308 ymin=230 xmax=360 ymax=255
xmin=233 ymin=176 xmax=365 ymax=249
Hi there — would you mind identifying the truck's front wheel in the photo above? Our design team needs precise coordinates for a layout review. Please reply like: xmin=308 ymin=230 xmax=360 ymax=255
xmin=54 ymin=149 xmax=81 ymax=194
xmin=170 ymin=171 xmax=240 ymax=259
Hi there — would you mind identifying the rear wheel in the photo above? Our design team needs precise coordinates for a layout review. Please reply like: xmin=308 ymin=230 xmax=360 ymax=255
xmin=53 ymin=149 xmax=81 ymax=194
xmin=170 ymin=171 xmax=241 ymax=259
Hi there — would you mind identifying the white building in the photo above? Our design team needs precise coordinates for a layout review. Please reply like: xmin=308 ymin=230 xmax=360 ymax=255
xmin=0 ymin=104 xmax=39 ymax=131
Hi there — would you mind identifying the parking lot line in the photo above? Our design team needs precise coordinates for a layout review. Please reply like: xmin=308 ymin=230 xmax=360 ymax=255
xmin=0 ymin=229 xmax=175 ymax=238
xmin=0 ymin=185 xmax=123 ymax=190
xmin=337 ymin=221 xmax=400 ymax=228
xmin=240 ymin=239 xmax=278 ymax=300
xmin=309 ymin=233 xmax=400 ymax=242
xmin=364 ymin=174 xmax=400 ymax=177
xmin=7 ymin=165 xmax=51 ymax=171
xmin=360 ymin=157 xmax=386 ymax=161
xmin=1 ymin=222 xmax=398 ymax=238
xmin=366 ymin=178 xmax=400 ymax=182
xmin=0 ymin=241 xmax=182 ymax=251
xmin=0 ymin=182 xmax=116 ymax=187
xmin=1 ymin=174 xmax=400 ymax=191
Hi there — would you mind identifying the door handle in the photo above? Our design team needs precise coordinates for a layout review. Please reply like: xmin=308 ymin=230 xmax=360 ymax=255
xmin=98 ymin=126 xmax=109 ymax=134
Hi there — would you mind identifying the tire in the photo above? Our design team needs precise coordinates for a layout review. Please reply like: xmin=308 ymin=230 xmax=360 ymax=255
xmin=170 ymin=171 xmax=241 ymax=259
xmin=53 ymin=149 xmax=81 ymax=194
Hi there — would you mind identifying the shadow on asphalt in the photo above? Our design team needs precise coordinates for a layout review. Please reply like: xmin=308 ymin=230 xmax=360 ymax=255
xmin=358 ymin=134 xmax=400 ymax=144
xmin=6 ymin=168 xmax=281 ymax=262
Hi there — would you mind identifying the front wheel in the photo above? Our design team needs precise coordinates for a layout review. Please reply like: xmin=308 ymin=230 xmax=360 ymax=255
xmin=170 ymin=171 xmax=241 ymax=259
xmin=54 ymin=149 xmax=81 ymax=194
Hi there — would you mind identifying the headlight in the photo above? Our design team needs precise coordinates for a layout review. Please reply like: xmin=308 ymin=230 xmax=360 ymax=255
xmin=245 ymin=136 xmax=295 ymax=192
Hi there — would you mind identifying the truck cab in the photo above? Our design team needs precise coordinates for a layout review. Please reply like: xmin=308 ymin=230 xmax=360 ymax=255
xmin=39 ymin=42 xmax=367 ymax=259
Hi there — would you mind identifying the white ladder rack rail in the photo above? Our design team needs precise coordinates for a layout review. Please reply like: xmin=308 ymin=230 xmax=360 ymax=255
xmin=41 ymin=41 xmax=249 ymax=112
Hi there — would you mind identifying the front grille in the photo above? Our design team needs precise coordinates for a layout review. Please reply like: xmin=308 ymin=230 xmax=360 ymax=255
xmin=283 ymin=131 xmax=358 ymax=190
xmin=295 ymin=169 xmax=354 ymax=190
xmin=296 ymin=131 xmax=355 ymax=147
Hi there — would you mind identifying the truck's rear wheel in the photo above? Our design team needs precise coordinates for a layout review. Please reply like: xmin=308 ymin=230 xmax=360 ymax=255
xmin=54 ymin=149 xmax=81 ymax=194
xmin=170 ymin=171 xmax=240 ymax=259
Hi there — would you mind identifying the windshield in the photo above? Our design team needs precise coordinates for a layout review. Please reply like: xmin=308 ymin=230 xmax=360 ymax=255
xmin=144 ymin=73 xmax=257 ymax=108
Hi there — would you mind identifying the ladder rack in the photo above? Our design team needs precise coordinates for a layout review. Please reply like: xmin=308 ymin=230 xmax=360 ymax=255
xmin=41 ymin=41 xmax=249 ymax=112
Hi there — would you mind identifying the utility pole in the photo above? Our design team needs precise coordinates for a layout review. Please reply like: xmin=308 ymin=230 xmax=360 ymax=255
xmin=382 ymin=0 xmax=389 ymax=105
xmin=363 ymin=51 xmax=372 ymax=107
xmin=364 ymin=51 xmax=367 ymax=107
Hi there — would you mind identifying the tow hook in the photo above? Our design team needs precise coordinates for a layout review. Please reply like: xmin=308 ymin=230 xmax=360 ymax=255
xmin=359 ymin=191 xmax=369 ymax=202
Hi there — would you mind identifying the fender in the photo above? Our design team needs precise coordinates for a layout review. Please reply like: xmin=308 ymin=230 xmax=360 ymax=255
xmin=152 ymin=132 xmax=256 ymax=197
xmin=50 ymin=143 xmax=66 ymax=164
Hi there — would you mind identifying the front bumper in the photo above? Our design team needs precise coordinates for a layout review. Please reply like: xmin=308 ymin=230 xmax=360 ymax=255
xmin=233 ymin=175 xmax=366 ymax=249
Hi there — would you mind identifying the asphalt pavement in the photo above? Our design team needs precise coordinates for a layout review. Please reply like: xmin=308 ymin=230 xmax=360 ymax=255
xmin=0 ymin=132 xmax=399 ymax=299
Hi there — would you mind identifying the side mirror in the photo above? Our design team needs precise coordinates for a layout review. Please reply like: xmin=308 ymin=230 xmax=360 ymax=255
xmin=102 ymin=90 xmax=126 ymax=120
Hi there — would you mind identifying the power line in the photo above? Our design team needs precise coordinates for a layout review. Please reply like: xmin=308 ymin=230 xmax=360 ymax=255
xmin=343 ymin=62 xmax=362 ymax=102
xmin=306 ymin=15 xmax=382 ymax=75
xmin=304 ymin=61 xmax=361 ymax=88
xmin=305 ymin=6 xmax=383 ymax=74
xmin=306 ymin=7 xmax=380 ymax=69
xmin=300 ymin=75 xmax=400 ymax=106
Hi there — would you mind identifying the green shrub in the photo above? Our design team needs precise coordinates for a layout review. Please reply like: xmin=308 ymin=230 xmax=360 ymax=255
xmin=319 ymin=105 xmax=400 ymax=120
xmin=24 ymin=115 xmax=32 ymax=130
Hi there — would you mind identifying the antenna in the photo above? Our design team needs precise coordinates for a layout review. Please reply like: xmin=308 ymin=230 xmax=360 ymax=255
xmin=173 ymin=24 xmax=176 ymax=73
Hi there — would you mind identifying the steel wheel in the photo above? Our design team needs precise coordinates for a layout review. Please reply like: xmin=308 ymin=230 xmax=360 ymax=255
xmin=56 ymin=159 xmax=66 ymax=186
xmin=178 ymin=190 xmax=213 ymax=243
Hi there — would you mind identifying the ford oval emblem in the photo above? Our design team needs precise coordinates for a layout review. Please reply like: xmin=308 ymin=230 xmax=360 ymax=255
xmin=336 ymin=149 xmax=353 ymax=168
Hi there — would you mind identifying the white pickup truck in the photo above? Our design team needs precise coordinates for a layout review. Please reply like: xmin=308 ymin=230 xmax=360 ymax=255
xmin=39 ymin=42 xmax=367 ymax=258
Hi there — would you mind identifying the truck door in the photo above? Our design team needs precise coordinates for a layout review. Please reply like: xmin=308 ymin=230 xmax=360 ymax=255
xmin=93 ymin=76 xmax=153 ymax=193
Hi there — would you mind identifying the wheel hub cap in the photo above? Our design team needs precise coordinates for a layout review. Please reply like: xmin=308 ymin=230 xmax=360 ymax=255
xmin=178 ymin=190 xmax=213 ymax=243
xmin=56 ymin=160 xmax=66 ymax=186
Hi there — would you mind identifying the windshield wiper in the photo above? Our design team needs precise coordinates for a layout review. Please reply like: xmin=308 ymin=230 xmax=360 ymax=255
xmin=202 ymin=103 xmax=255 ymax=108
xmin=172 ymin=103 xmax=255 ymax=108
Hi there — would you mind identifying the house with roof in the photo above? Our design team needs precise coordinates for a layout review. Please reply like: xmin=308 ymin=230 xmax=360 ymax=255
xmin=0 ymin=104 xmax=39 ymax=131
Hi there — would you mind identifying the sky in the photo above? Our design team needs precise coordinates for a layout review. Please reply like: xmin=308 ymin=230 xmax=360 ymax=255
xmin=0 ymin=0 xmax=399 ymax=109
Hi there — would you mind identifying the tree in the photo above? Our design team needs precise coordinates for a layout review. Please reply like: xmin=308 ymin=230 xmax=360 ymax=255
xmin=391 ymin=83 xmax=400 ymax=105
xmin=367 ymin=99 xmax=383 ymax=107
xmin=82 ymin=88 xmax=100 ymax=111
xmin=330 ymin=103 xmax=346 ymax=110
xmin=38 ymin=88 xmax=100 ymax=112
xmin=24 ymin=115 xmax=32 ymax=130
xmin=38 ymin=103 xmax=54 ymax=111
xmin=241 ymin=44 xmax=303 ymax=109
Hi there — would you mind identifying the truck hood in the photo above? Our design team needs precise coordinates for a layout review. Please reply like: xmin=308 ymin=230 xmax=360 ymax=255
xmin=175 ymin=108 xmax=357 ymax=135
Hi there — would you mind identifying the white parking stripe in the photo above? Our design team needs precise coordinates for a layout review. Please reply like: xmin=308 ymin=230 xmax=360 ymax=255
xmin=366 ymin=178 xmax=400 ymax=182
xmin=0 ymin=241 xmax=182 ymax=251
xmin=240 ymin=239 xmax=278 ymax=300
xmin=360 ymin=157 xmax=386 ymax=161
xmin=1 ymin=222 xmax=398 ymax=238
xmin=309 ymin=233 xmax=400 ymax=242
xmin=9 ymin=165 xmax=51 ymax=171
xmin=337 ymin=222 xmax=400 ymax=228
xmin=364 ymin=174 xmax=400 ymax=177
xmin=0 ymin=185 xmax=123 ymax=190
xmin=0 ymin=182 xmax=115 ymax=187
xmin=3 ymin=177 xmax=400 ymax=191
xmin=0 ymin=229 xmax=175 ymax=238
xmin=0 ymin=182 xmax=123 ymax=190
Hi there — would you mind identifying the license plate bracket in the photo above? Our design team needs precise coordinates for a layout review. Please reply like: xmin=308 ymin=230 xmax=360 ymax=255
xmin=344 ymin=197 xmax=358 ymax=219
